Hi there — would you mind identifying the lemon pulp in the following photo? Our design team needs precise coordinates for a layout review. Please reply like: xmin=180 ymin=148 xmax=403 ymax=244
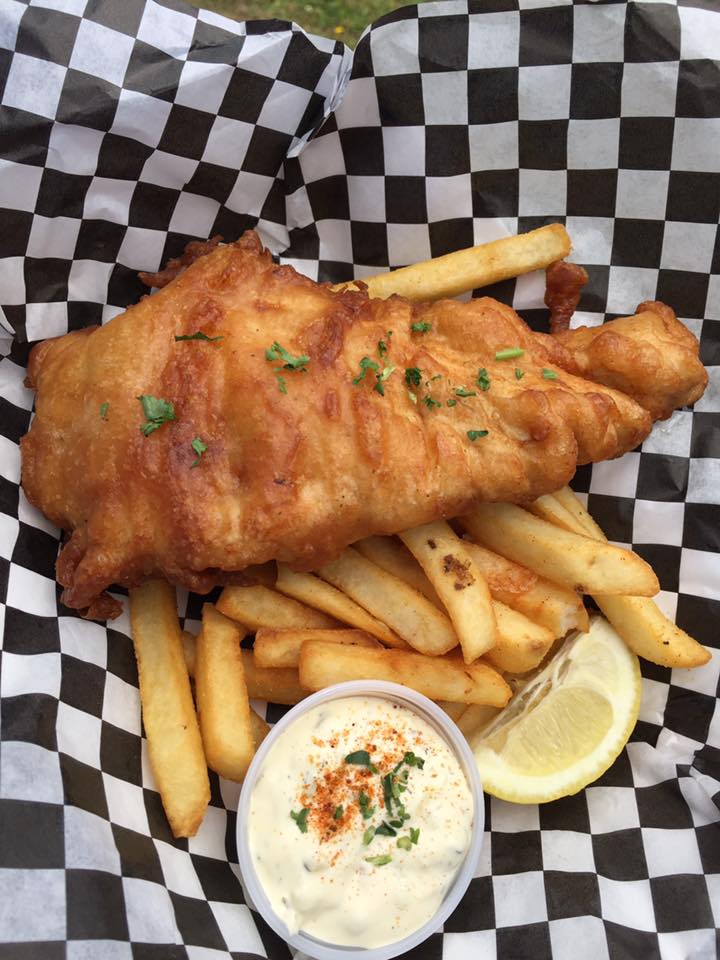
xmin=473 ymin=616 xmax=641 ymax=803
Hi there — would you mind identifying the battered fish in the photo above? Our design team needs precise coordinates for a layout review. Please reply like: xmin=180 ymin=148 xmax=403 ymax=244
xmin=21 ymin=232 xmax=706 ymax=618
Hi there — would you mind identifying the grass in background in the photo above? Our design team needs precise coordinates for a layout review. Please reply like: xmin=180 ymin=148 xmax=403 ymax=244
xmin=201 ymin=0 xmax=409 ymax=46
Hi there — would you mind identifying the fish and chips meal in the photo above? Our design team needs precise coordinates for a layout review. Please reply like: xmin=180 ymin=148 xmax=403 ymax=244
xmin=19 ymin=225 xmax=711 ymax=858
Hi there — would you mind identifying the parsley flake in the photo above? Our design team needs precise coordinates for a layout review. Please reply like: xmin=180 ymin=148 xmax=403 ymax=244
xmin=99 ymin=402 xmax=109 ymax=419
xmin=542 ymin=368 xmax=558 ymax=380
xmin=275 ymin=373 xmax=288 ymax=395
xmin=345 ymin=750 xmax=379 ymax=773
xmin=477 ymin=368 xmax=491 ymax=392
xmin=410 ymin=321 xmax=432 ymax=334
xmin=175 ymin=331 xmax=223 ymax=343
xmin=290 ymin=808 xmax=309 ymax=833
xmin=365 ymin=854 xmax=392 ymax=867
xmin=363 ymin=826 xmax=376 ymax=845
xmin=403 ymin=751 xmax=425 ymax=769
xmin=333 ymin=805 xmax=344 ymax=820
xmin=515 ymin=368 xmax=525 ymax=380
xmin=495 ymin=347 xmax=524 ymax=361
xmin=190 ymin=437 xmax=207 ymax=468
xmin=405 ymin=367 xmax=422 ymax=389
xmin=455 ymin=387 xmax=476 ymax=398
xmin=467 ymin=430 xmax=490 ymax=441
xmin=359 ymin=791 xmax=376 ymax=820
xmin=410 ymin=827 xmax=420 ymax=844
xmin=375 ymin=822 xmax=398 ymax=837
xmin=396 ymin=836 xmax=413 ymax=851
xmin=378 ymin=338 xmax=389 ymax=358
xmin=374 ymin=364 xmax=396 ymax=396
xmin=422 ymin=396 xmax=441 ymax=409
xmin=447 ymin=398 xmax=457 ymax=407
xmin=138 ymin=395 xmax=176 ymax=436
xmin=265 ymin=341 xmax=309 ymax=371
xmin=353 ymin=356 xmax=379 ymax=385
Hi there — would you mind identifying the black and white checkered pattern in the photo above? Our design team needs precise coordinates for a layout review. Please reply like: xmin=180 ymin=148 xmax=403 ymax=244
xmin=0 ymin=0 xmax=718 ymax=957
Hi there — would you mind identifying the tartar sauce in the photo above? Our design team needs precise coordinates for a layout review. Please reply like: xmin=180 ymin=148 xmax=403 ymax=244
xmin=248 ymin=696 xmax=473 ymax=947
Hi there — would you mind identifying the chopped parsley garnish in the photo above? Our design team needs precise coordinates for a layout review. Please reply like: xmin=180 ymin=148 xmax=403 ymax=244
xmin=345 ymin=750 xmax=379 ymax=773
xmin=382 ymin=772 xmax=395 ymax=813
xmin=477 ymin=368 xmax=491 ymax=391
xmin=99 ymin=402 xmax=109 ymax=419
xmin=378 ymin=336 xmax=389 ymax=357
xmin=403 ymin=751 xmax=425 ymax=769
xmin=495 ymin=347 xmax=524 ymax=361
xmin=515 ymin=367 xmax=525 ymax=380
xmin=353 ymin=356 xmax=379 ymax=385
xmin=396 ymin=836 xmax=413 ymax=851
xmin=375 ymin=821 xmax=398 ymax=837
xmin=410 ymin=321 xmax=432 ymax=334
xmin=190 ymin=437 xmax=207 ymax=468
xmin=410 ymin=827 xmax=420 ymax=844
xmin=542 ymin=368 xmax=558 ymax=380
xmin=468 ymin=430 xmax=490 ymax=441
xmin=455 ymin=387 xmax=476 ymax=398
xmin=265 ymin=341 xmax=309 ymax=371
xmin=359 ymin=791 xmax=376 ymax=819
xmin=138 ymin=395 xmax=176 ymax=436
xmin=365 ymin=854 xmax=392 ymax=867
xmin=275 ymin=373 xmax=288 ymax=394
xmin=447 ymin=398 xmax=457 ymax=407
xmin=363 ymin=826 xmax=376 ymax=845
xmin=374 ymin=364 xmax=396 ymax=396
xmin=333 ymin=805 xmax=344 ymax=820
xmin=290 ymin=808 xmax=309 ymax=833
xmin=422 ymin=396 xmax=441 ymax=409
xmin=405 ymin=367 xmax=422 ymax=389
xmin=175 ymin=331 xmax=223 ymax=343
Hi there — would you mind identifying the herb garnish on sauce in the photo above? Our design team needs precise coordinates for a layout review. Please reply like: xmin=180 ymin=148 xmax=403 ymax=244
xmin=290 ymin=808 xmax=309 ymax=833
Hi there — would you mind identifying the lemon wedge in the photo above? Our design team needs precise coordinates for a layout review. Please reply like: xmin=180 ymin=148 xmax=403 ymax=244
xmin=472 ymin=616 xmax=641 ymax=803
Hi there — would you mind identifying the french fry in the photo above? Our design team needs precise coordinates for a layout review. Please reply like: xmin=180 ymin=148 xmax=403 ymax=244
xmin=399 ymin=521 xmax=497 ymax=663
xmin=195 ymin=605 xmax=255 ymax=782
xmin=457 ymin=534 xmax=589 ymax=636
xmin=253 ymin=627 xmax=380 ymax=669
xmin=275 ymin=564 xmax=405 ymax=648
xmin=354 ymin=536 xmax=442 ymax=606
xmin=549 ymin=488 xmax=711 ymax=669
xmin=334 ymin=224 xmax=571 ymax=301
xmin=299 ymin=640 xmax=512 ymax=706
xmin=241 ymin=650 xmax=308 ymax=705
xmin=129 ymin=580 xmax=209 ymax=838
xmin=463 ymin=503 xmax=659 ymax=597
xmin=250 ymin=709 xmax=271 ymax=746
xmin=316 ymin=547 xmax=458 ymax=656
xmin=486 ymin=601 xmax=555 ymax=674
xmin=456 ymin=703 xmax=501 ymax=740
xmin=526 ymin=493 xmax=582 ymax=534
xmin=436 ymin=701 xmax=467 ymax=722
xmin=216 ymin=584 xmax=338 ymax=631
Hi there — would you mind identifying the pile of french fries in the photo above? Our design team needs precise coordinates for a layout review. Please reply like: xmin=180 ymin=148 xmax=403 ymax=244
xmin=126 ymin=227 xmax=710 ymax=838
xmin=129 ymin=486 xmax=709 ymax=838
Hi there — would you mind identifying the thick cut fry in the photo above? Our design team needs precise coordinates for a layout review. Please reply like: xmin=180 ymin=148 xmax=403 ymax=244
xmin=316 ymin=547 xmax=458 ymax=656
xmin=464 ymin=503 xmax=659 ymax=596
xmin=253 ymin=627 xmax=380 ymax=669
xmin=299 ymin=640 xmax=511 ymax=706
xmin=399 ymin=521 xmax=497 ymax=663
xmin=550 ymin=488 xmax=711 ymax=668
xmin=457 ymin=704 xmax=501 ymax=741
xmin=457 ymin=534 xmax=589 ymax=636
xmin=486 ymin=601 xmax=555 ymax=674
xmin=241 ymin=650 xmax=308 ymax=705
xmin=436 ymin=701 xmax=467 ymax=722
xmin=354 ymin=536 xmax=442 ymax=606
xmin=250 ymin=709 xmax=271 ymax=746
xmin=129 ymin=580 xmax=209 ymax=838
xmin=216 ymin=584 xmax=338 ymax=631
xmin=527 ymin=493 xmax=582 ymax=533
xmin=275 ymin=564 xmax=405 ymax=648
xmin=334 ymin=225 xmax=571 ymax=301
xmin=195 ymin=605 xmax=254 ymax=782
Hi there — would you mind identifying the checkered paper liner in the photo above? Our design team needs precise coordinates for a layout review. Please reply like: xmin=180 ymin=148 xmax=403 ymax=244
xmin=0 ymin=0 xmax=718 ymax=956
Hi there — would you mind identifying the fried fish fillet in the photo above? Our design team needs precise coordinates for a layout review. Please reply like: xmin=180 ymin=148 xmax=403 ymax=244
xmin=21 ymin=232 xmax=706 ymax=618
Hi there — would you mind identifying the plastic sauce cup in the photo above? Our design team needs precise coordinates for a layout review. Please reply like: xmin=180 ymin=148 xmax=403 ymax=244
xmin=236 ymin=680 xmax=485 ymax=960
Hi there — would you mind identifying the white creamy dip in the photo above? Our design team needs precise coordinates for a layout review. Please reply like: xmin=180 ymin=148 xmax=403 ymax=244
xmin=248 ymin=696 xmax=474 ymax=948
